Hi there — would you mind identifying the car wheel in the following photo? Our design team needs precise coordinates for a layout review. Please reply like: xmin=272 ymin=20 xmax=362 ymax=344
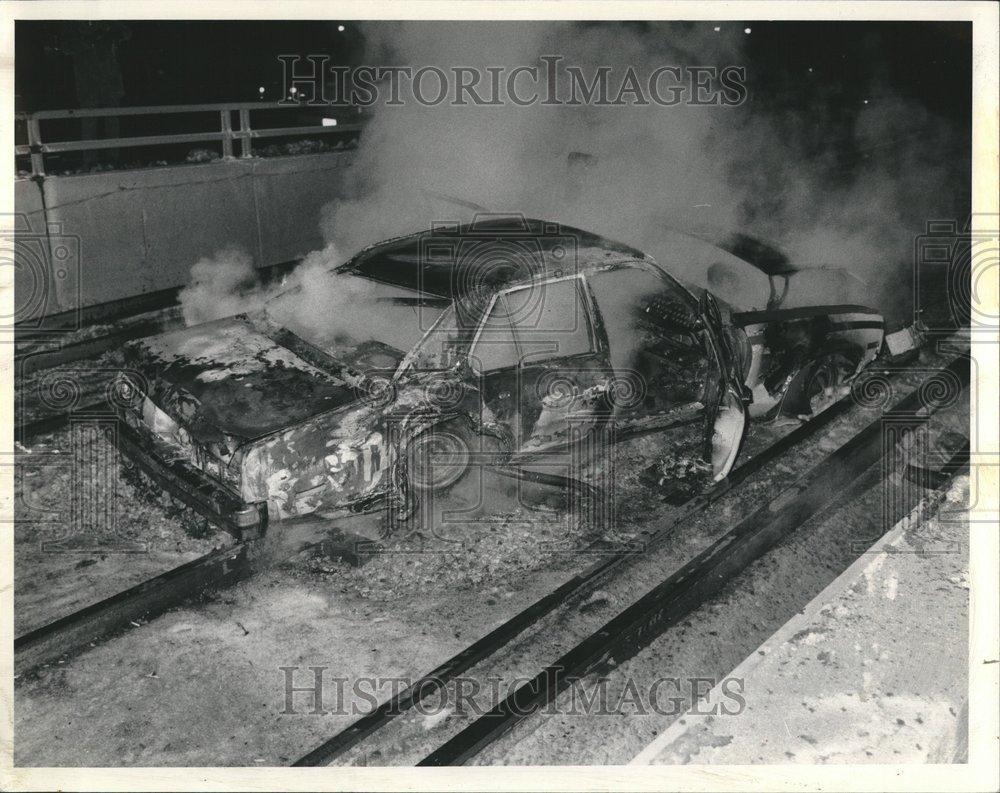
xmin=802 ymin=352 xmax=856 ymax=417
xmin=405 ymin=421 xmax=474 ymax=493
xmin=778 ymin=351 xmax=858 ymax=420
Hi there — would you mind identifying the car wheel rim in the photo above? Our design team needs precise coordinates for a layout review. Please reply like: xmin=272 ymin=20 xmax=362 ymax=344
xmin=807 ymin=355 xmax=853 ymax=417
xmin=407 ymin=428 xmax=471 ymax=492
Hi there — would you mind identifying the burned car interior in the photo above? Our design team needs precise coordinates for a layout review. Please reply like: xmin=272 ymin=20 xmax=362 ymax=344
xmin=114 ymin=215 xmax=884 ymax=537
xmin=10 ymin=17 xmax=981 ymax=776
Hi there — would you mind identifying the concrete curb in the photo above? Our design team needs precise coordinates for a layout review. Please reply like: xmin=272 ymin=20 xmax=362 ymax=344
xmin=631 ymin=475 xmax=970 ymax=765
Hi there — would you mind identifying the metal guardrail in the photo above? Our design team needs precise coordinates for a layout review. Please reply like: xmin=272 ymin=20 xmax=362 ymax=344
xmin=14 ymin=101 xmax=365 ymax=177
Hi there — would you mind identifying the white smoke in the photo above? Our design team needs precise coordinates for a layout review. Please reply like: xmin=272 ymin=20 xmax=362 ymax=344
xmin=178 ymin=242 xmax=383 ymax=341
xmin=180 ymin=22 xmax=968 ymax=328
xmin=178 ymin=248 xmax=263 ymax=325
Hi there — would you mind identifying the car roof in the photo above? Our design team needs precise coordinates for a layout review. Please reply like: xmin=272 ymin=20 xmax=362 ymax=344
xmin=707 ymin=231 xmax=798 ymax=276
xmin=338 ymin=214 xmax=796 ymax=303
xmin=338 ymin=215 xmax=650 ymax=299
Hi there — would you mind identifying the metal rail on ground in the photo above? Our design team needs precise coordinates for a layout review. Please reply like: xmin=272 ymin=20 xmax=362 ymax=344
xmin=413 ymin=355 xmax=970 ymax=766
xmin=291 ymin=354 xmax=969 ymax=766
xmin=14 ymin=543 xmax=253 ymax=676
xmin=9 ymin=359 xmax=859 ymax=681
xmin=14 ymin=356 xmax=967 ymax=707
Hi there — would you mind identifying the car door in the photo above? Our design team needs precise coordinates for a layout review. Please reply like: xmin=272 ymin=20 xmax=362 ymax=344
xmin=584 ymin=263 xmax=717 ymax=436
xmin=468 ymin=275 xmax=614 ymax=455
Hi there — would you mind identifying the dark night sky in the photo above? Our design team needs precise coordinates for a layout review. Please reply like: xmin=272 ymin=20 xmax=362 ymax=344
xmin=15 ymin=20 xmax=972 ymax=229
xmin=13 ymin=20 xmax=973 ymax=328
xmin=15 ymin=20 xmax=971 ymax=133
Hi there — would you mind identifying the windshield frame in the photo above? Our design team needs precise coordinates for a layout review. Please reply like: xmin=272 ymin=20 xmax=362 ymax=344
xmin=392 ymin=299 xmax=464 ymax=381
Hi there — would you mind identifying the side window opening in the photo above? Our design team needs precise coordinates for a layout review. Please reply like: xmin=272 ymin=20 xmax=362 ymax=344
xmin=508 ymin=277 xmax=594 ymax=363
xmin=469 ymin=295 xmax=520 ymax=372
xmin=588 ymin=266 xmax=712 ymax=409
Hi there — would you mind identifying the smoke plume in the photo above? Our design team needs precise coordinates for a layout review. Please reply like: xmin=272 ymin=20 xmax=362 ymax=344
xmin=181 ymin=22 xmax=969 ymax=329
xmin=179 ymin=248 xmax=264 ymax=325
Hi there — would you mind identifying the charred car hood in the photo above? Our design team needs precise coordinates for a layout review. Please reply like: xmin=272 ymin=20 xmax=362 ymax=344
xmin=124 ymin=315 xmax=401 ymax=441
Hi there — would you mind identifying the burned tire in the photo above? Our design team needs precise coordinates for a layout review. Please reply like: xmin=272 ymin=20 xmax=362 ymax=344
xmin=391 ymin=420 xmax=511 ymax=526
xmin=781 ymin=351 xmax=858 ymax=419
xmin=405 ymin=421 xmax=474 ymax=494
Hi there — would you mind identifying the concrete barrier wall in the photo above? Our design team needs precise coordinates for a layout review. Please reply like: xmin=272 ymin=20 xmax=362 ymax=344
xmin=13 ymin=151 xmax=356 ymax=319
xmin=11 ymin=179 xmax=61 ymax=328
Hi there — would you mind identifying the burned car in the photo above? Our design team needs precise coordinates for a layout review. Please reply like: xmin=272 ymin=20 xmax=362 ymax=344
xmin=114 ymin=215 xmax=884 ymax=538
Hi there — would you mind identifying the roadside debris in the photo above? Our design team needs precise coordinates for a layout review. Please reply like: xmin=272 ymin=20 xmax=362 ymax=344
xmin=580 ymin=590 xmax=615 ymax=612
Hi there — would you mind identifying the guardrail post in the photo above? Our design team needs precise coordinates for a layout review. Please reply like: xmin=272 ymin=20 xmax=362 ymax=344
xmin=26 ymin=116 xmax=46 ymax=177
xmin=220 ymin=109 xmax=234 ymax=159
xmin=16 ymin=102 xmax=365 ymax=172
xmin=238 ymin=108 xmax=252 ymax=158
